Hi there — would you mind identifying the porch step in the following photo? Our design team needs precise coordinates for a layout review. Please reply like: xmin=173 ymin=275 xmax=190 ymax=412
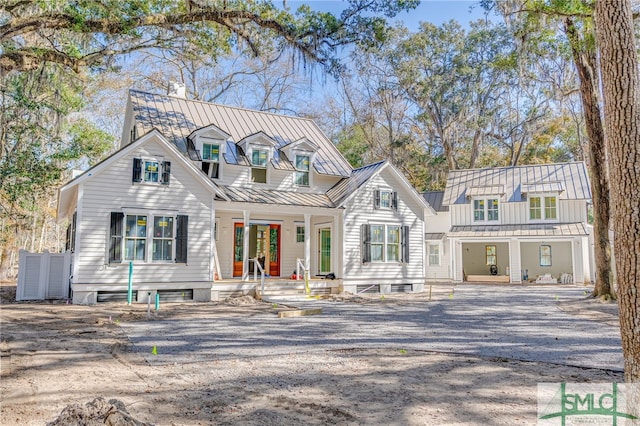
xmin=255 ymin=280 xmax=337 ymax=297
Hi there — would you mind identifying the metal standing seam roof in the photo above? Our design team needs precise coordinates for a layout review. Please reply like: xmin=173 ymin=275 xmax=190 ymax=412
xmin=422 ymin=191 xmax=449 ymax=212
xmin=220 ymin=186 xmax=335 ymax=208
xmin=448 ymin=222 xmax=589 ymax=237
xmin=129 ymin=90 xmax=352 ymax=178
xmin=443 ymin=162 xmax=592 ymax=206
xmin=326 ymin=160 xmax=387 ymax=206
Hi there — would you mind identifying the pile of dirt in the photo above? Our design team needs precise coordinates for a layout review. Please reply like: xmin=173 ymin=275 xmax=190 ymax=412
xmin=224 ymin=294 xmax=259 ymax=305
xmin=329 ymin=291 xmax=369 ymax=304
xmin=47 ymin=397 xmax=152 ymax=426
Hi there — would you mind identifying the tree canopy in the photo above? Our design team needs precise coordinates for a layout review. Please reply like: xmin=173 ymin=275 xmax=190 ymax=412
xmin=1 ymin=0 xmax=418 ymax=75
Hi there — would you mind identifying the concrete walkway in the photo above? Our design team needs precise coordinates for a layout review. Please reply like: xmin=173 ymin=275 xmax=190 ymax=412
xmin=121 ymin=285 xmax=623 ymax=371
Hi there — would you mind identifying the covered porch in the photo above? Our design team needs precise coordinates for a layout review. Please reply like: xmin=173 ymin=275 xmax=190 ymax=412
xmin=212 ymin=198 xmax=343 ymax=284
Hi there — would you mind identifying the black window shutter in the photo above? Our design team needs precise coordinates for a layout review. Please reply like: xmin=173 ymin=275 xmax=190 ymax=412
xmin=373 ymin=190 xmax=380 ymax=209
xmin=70 ymin=211 xmax=77 ymax=252
xmin=109 ymin=212 xmax=124 ymax=263
xmin=132 ymin=158 xmax=142 ymax=183
xmin=361 ymin=224 xmax=371 ymax=263
xmin=402 ymin=225 xmax=410 ymax=263
xmin=161 ymin=161 xmax=171 ymax=185
xmin=392 ymin=191 xmax=398 ymax=210
xmin=176 ymin=215 xmax=189 ymax=263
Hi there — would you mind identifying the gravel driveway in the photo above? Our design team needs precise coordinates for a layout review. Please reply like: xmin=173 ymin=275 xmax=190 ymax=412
xmin=121 ymin=284 xmax=623 ymax=371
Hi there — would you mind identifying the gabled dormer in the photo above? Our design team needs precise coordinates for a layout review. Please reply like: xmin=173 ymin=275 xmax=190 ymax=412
xmin=521 ymin=181 xmax=564 ymax=223
xmin=466 ymin=185 xmax=505 ymax=224
xmin=237 ymin=132 xmax=277 ymax=184
xmin=282 ymin=137 xmax=319 ymax=188
xmin=187 ymin=124 xmax=231 ymax=180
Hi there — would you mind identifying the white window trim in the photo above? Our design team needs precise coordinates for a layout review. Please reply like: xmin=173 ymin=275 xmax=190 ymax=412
xmin=295 ymin=224 xmax=305 ymax=244
xmin=428 ymin=242 xmax=441 ymax=266
xmin=249 ymin=146 xmax=270 ymax=184
xmin=115 ymin=211 xmax=178 ymax=264
xmin=199 ymin=138 xmax=223 ymax=180
xmin=293 ymin=152 xmax=313 ymax=188
xmin=140 ymin=157 xmax=165 ymax=185
xmin=370 ymin=223 xmax=402 ymax=263
xmin=528 ymin=193 xmax=558 ymax=222
xmin=472 ymin=197 xmax=500 ymax=223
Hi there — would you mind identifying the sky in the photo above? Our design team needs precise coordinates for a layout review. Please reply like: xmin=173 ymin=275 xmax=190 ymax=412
xmin=286 ymin=1 xmax=493 ymax=28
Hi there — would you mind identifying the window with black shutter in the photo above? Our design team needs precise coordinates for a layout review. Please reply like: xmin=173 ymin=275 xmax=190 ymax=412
xmin=175 ymin=215 xmax=189 ymax=263
xmin=109 ymin=212 xmax=124 ymax=263
xmin=161 ymin=161 xmax=171 ymax=185
xmin=392 ymin=191 xmax=398 ymax=210
xmin=361 ymin=224 xmax=371 ymax=263
xmin=132 ymin=158 xmax=142 ymax=183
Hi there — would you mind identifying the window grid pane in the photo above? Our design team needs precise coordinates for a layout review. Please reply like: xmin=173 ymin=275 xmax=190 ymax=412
xmin=428 ymin=244 xmax=440 ymax=266
xmin=486 ymin=245 xmax=496 ymax=265
xmin=530 ymin=197 xmax=542 ymax=220
xmin=540 ymin=245 xmax=552 ymax=266
xmin=488 ymin=199 xmax=499 ymax=221
xmin=296 ymin=226 xmax=305 ymax=243
xmin=153 ymin=216 xmax=174 ymax=261
xmin=387 ymin=226 xmax=400 ymax=261
xmin=380 ymin=191 xmax=392 ymax=208
xmin=144 ymin=161 xmax=159 ymax=182
xmin=544 ymin=197 xmax=557 ymax=220
xmin=125 ymin=215 xmax=147 ymax=260
xmin=203 ymin=143 xmax=220 ymax=162
xmin=474 ymin=199 xmax=485 ymax=221
xmin=252 ymin=149 xmax=268 ymax=167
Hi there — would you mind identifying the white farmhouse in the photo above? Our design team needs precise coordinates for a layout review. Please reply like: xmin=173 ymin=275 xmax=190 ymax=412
xmin=57 ymin=90 xmax=433 ymax=303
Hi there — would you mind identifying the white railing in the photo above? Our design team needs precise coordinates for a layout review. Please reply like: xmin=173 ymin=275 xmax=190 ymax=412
xmin=250 ymin=258 xmax=266 ymax=296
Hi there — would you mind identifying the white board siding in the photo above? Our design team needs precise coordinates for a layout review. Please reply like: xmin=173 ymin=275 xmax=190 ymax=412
xmin=75 ymin=138 xmax=214 ymax=286
xmin=450 ymin=199 xmax=588 ymax=226
xmin=341 ymin=171 xmax=425 ymax=285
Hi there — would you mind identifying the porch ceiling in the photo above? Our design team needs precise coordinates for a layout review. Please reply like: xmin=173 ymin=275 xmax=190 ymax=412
xmin=449 ymin=222 xmax=588 ymax=237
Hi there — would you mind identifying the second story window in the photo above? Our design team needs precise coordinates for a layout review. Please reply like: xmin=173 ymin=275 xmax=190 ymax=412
xmin=374 ymin=190 xmax=398 ymax=210
xmin=473 ymin=198 xmax=499 ymax=222
xmin=530 ymin=195 xmax=557 ymax=220
xmin=294 ymin=155 xmax=310 ymax=187
xmin=202 ymin=143 xmax=220 ymax=179
xmin=132 ymin=158 xmax=171 ymax=185
xmin=251 ymin=148 xmax=268 ymax=183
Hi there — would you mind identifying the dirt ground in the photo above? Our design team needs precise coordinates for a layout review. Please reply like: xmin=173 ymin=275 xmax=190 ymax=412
xmin=0 ymin=282 xmax=625 ymax=425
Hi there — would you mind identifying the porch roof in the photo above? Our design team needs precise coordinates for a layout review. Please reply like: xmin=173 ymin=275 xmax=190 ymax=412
xmin=220 ymin=185 xmax=335 ymax=208
xmin=449 ymin=222 xmax=589 ymax=237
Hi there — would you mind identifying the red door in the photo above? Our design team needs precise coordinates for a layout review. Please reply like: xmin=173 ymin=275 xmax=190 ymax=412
xmin=233 ymin=222 xmax=243 ymax=277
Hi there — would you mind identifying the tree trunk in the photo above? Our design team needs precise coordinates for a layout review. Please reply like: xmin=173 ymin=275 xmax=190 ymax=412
xmin=594 ymin=0 xmax=640 ymax=383
xmin=564 ymin=18 xmax=613 ymax=298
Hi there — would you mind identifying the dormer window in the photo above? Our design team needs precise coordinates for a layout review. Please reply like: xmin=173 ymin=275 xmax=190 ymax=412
xmin=188 ymin=125 xmax=231 ymax=181
xmin=529 ymin=195 xmax=557 ymax=221
xmin=251 ymin=148 xmax=268 ymax=183
xmin=294 ymin=154 xmax=310 ymax=187
xmin=473 ymin=198 xmax=499 ymax=222
xmin=201 ymin=141 xmax=221 ymax=179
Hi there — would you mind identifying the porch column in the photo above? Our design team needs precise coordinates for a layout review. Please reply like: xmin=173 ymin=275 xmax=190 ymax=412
xmin=509 ymin=238 xmax=521 ymax=283
xmin=242 ymin=210 xmax=250 ymax=281
xmin=304 ymin=213 xmax=311 ymax=273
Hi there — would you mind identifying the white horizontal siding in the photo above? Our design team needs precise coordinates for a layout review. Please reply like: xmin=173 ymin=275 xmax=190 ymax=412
xmin=342 ymin=171 xmax=425 ymax=284
xmin=75 ymin=139 xmax=214 ymax=286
